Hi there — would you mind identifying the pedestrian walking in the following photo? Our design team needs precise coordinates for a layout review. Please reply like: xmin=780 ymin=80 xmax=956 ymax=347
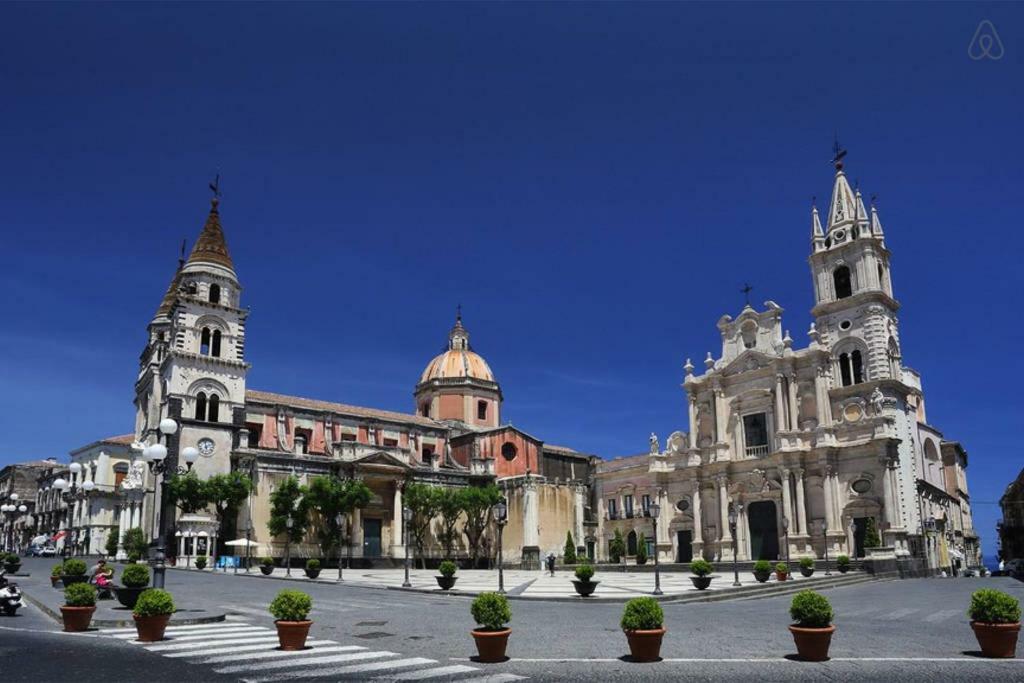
xmin=546 ymin=553 xmax=556 ymax=577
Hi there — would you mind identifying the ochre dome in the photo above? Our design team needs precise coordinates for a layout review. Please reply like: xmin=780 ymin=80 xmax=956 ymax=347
xmin=420 ymin=347 xmax=496 ymax=384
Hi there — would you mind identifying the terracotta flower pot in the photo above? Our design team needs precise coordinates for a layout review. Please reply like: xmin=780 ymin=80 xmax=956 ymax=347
xmin=134 ymin=613 xmax=172 ymax=642
xmin=436 ymin=576 xmax=457 ymax=590
xmin=789 ymin=624 xmax=835 ymax=661
xmin=572 ymin=579 xmax=599 ymax=597
xmin=471 ymin=628 xmax=511 ymax=663
xmin=776 ymin=571 xmax=789 ymax=582
xmin=276 ymin=620 xmax=313 ymax=650
xmin=971 ymin=621 xmax=1020 ymax=658
xmin=624 ymin=627 xmax=666 ymax=662
xmin=690 ymin=576 xmax=712 ymax=590
xmin=60 ymin=605 xmax=95 ymax=632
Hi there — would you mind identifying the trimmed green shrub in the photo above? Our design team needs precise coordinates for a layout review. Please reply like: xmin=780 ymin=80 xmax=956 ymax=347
xmin=122 ymin=527 xmax=148 ymax=559
xmin=864 ymin=517 xmax=881 ymax=548
xmin=62 ymin=559 xmax=87 ymax=576
xmin=799 ymin=557 xmax=815 ymax=570
xmin=621 ymin=596 xmax=664 ymax=631
xmin=306 ymin=558 xmax=321 ymax=571
xmin=2 ymin=552 xmax=17 ymax=564
xmin=790 ymin=590 xmax=833 ymax=628
xmin=563 ymin=531 xmax=577 ymax=565
xmin=105 ymin=529 xmax=120 ymax=557
xmin=690 ymin=559 xmax=714 ymax=577
xmin=134 ymin=588 xmax=175 ymax=617
xmin=51 ymin=563 xmax=64 ymax=578
xmin=574 ymin=564 xmax=595 ymax=582
xmin=121 ymin=564 xmax=150 ymax=588
xmin=470 ymin=592 xmax=511 ymax=631
xmin=635 ymin=532 xmax=648 ymax=565
xmin=128 ymin=552 xmax=142 ymax=563
xmin=260 ymin=556 xmax=274 ymax=567
xmin=64 ymin=583 xmax=97 ymax=607
xmin=775 ymin=562 xmax=789 ymax=573
xmin=968 ymin=589 xmax=1021 ymax=624
xmin=269 ymin=589 xmax=312 ymax=622
xmin=753 ymin=559 xmax=772 ymax=573
xmin=836 ymin=555 xmax=851 ymax=569
xmin=439 ymin=560 xmax=457 ymax=578
xmin=194 ymin=556 xmax=207 ymax=570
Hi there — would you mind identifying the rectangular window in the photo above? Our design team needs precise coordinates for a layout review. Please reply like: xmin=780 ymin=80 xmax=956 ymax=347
xmin=341 ymin=433 xmax=357 ymax=442
xmin=607 ymin=498 xmax=617 ymax=519
xmin=743 ymin=412 xmax=769 ymax=457
xmin=641 ymin=494 xmax=651 ymax=516
xmin=246 ymin=423 xmax=262 ymax=448
xmin=624 ymin=495 xmax=634 ymax=518
xmin=383 ymin=438 xmax=398 ymax=447
xmin=421 ymin=446 xmax=435 ymax=461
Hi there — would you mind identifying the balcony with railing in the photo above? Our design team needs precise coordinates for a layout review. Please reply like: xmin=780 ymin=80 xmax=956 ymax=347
xmin=745 ymin=443 xmax=769 ymax=458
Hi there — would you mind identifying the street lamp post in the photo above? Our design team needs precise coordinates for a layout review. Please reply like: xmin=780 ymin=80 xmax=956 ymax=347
xmin=729 ymin=503 xmax=742 ymax=587
xmin=245 ymin=521 xmax=254 ymax=573
xmin=140 ymin=418 xmax=199 ymax=588
xmin=402 ymin=506 xmax=412 ymax=588
xmin=650 ymin=501 xmax=663 ymax=596
xmin=285 ymin=515 xmax=294 ymax=577
xmin=495 ymin=497 xmax=508 ymax=594
xmin=1 ymin=497 xmax=29 ymax=554
xmin=782 ymin=516 xmax=791 ymax=570
xmin=335 ymin=513 xmax=344 ymax=583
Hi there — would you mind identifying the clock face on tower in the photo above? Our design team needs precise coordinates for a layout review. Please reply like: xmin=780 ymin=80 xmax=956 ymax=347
xmin=198 ymin=438 xmax=216 ymax=457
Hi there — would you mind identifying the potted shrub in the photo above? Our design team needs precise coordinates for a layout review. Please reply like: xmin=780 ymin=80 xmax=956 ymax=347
xmin=269 ymin=589 xmax=314 ymax=650
xmin=3 ymin=552 xmax=21 ymax=574
xmin=194 ymin=556 xmax=207 ymax=571
xmin=968 ymin=589 xmax=1020 ymax=658
xmin=572 ymin=564 xmax=599 ymax=597
xmin=127 ymin=551 xmax=142 ymax=563
xmin=259 ymin=557 xmax=275 ymax=576
xmin=621 ymin=596 xmax=665 ymax=662
xmin=775 ymin=562 xmax=789 ymax=582
xmin=116 ymin=563 xmax=151 ymax=609
xmin=753 ymin=560 xmax=772 ymax=583
xmin=50 ymin=563 xmax=64 ymax=588
xmin=305 ymin=559 xmax=321 ymax=579
xmin=436 ymin=560 xmax=458 ymax=590
xmin=799 ymin=557 xmax=815 ymax=578
xmin=61 ymin=559 xmax=89 ymax=586
xmin=689 ymin=559 xmax=714 ymax=590
xmin=635 ymin=532 xmax=648 ymax=566
xmin=61 ymin=583 xmax=97 ymax=632
xmin=788 ymin=590 xmax=835 ymax=661
xmin=470 ymin=592 xmax=512 ymax=663
xmin=133 ymin=588 xmax=175 ymax=642
xmin=836 ymin=555 xmax=851 ymax=574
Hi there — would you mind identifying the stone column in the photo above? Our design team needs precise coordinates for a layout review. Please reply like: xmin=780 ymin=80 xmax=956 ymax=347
xmin=774 ymin=374 xmax=787 ymax=432
xmin=787 ymin=374 xmax=799 ymax=431
xmin=573 ymin=486 xmax=585 ymax=550
xmin=522 ymin=478 xmax=540 ymax=569
xmin=714 ymin=387 xmax=728 ymax=444
xmin=390 ymin=482 xmax=404 ymax=558
xmin=691 ymin=481 xmax=703 ymax=558
xmin=779 ymin=468 xmax=793 ymax=536
xmin=352 ymin=507 xmax=363 ymax=558
xmin=814 ymin=365 xmax=832 ymax=427
xmin=737 ymin=502 xmax=750 ymax=560
xmin=822 ymin=466 xmax=836 ymax=533
xmin=794 ymin=468 xmax=808 ymax=536
xmin=688 ymin=397 xmax=698 ymax=449
xmin=831 ymin=474 xmax=843 ymax=533
xmin=880 ymin=457 xmax=895 ymax=528
xmin=716 ymin=475 xmax=731 ymax=545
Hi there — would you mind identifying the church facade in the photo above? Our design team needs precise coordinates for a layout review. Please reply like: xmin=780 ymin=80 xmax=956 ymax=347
xmin=595 ymin=155 xmax=981 ymax=575
xmin=125 ymin=195 xmax=597 ymax=568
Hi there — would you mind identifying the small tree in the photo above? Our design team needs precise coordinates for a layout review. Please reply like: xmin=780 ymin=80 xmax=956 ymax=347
xmin=563 ymin=531 xmax=577 ymax=565
xmin=609 ymin=528 xmax=626 ymax=563
xmin=405 ymin=483 xmax=442 ymax=568
xmin=105 ymin=526 xmax=120 ymax=557
xmin=165 ymin=472 xmax=210 ymax=513
xmin=207 ymin=471 xmax=254 ymax=531
xmin=864 ymin=517 xmax=882 ymax=548
xmin=635 ymin=532 xmax=648 ymax=565
xmin=122 ymin=527 xmax=148 ymax=559
xmin=461 ymin=484 xmax=502 ymax=567
xmin=268 ymin=475 xmax=307 ymax=544
xmin=302 ymin=475 xmax=372 ymax=559
xmin=437 ymin=487 xmax=464 ymax=560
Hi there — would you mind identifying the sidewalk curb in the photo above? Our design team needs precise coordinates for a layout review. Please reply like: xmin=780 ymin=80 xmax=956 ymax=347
xmin=20 ymin=588 xmax=226 ymax=628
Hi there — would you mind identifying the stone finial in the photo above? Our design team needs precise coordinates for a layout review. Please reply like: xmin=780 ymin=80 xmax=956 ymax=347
xmin=704 ymin=352 xmax=715 ymax=370
xmin=683 ymin=358 xmax=694 ymax=376
xmin=808 ymin=323 xmax=820 ymax=347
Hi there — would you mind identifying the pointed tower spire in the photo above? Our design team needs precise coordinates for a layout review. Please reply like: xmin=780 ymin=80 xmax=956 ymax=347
xmin=449 ymin=306 xmax=470 ymax=351
xmin=185 ymin=188 xmax=236 ymax=280
xmin=826 ymin=138 xmax=857 ymax=234
xmin=855 ymin=186 xmax=869 ymax=234
xmin=870 ymin=195 xmax=885 ymax=238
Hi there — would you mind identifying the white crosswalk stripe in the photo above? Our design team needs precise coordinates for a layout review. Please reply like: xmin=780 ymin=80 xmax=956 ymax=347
xmin=881 ymin=607 xmax=919 ymax=620
xmin=108 ymin=618 xmax=527 ymax=682
xmin=924 ymin=608 xmax=963 ymax=623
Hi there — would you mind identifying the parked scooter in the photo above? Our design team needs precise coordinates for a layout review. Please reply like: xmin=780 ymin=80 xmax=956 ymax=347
xmin=0 ymin=569 xmax=24 ymax=616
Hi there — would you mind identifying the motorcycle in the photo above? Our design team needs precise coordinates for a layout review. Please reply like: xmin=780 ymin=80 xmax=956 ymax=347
xmin=0 ymin=569 xmax=24 ymax=616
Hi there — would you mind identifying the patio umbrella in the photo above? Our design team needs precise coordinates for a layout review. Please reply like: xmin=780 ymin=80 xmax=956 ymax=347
xmin=224 ymin=538 xmax=259 ymax=547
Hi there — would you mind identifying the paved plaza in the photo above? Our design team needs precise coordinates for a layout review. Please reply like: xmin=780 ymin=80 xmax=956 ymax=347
xmin=3 ymin=557 xmax=1022 ymax=682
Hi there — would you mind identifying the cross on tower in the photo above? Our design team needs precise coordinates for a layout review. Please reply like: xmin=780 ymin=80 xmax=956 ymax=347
xmin=830 ymin=134 xmax=847 ymax=168
xmin=209 ymin=173 xmax=221 ymax=199
xmin=741 ymin=283 xmax=754 ymax=306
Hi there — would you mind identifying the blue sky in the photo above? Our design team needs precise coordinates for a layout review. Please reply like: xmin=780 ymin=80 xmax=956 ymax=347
xmin=1 ymin=3 xmax=1021 ymax=559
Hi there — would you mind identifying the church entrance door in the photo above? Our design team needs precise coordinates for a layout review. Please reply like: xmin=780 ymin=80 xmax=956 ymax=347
xmin=747 ymin=501 xmax=780 ymax=560
xmin=363 ymin=518 xmax=382 ymax=558
xmin=852 ymin=517 xmax=868 ymax=558
xmin=626 ymin=530 xmax=638 ymax=556
xmin=676 ymin=530 xmax=693 ymax=563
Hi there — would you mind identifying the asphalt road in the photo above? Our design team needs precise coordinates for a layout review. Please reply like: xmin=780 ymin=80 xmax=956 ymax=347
xmin=4 ymin=557 xmax=1022 ymax=681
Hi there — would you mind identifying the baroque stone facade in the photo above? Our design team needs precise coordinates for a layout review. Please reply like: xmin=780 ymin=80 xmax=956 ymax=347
xmin=595 ymin=154 xmax=980 ymax=574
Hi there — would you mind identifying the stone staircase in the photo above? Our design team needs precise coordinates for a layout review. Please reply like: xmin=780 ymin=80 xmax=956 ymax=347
xmin=667 ymin=570 xmax=888 ymax=604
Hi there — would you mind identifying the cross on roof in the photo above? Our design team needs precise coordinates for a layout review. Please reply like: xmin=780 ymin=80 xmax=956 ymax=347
xmin=741 ymin=283 xmax=753 ymax=306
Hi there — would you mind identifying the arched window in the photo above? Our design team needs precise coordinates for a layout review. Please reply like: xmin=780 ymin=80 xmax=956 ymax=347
xmin=211 ymin=330 xmax=222 ymax=357
xmin=209 ymin=284 xmax=221 ymax=304
xmin=851 ymin=350 xmax=864 ymax=384
xmin=626 ymin=529 xmax=638 ymax=556
xmin=887 ymin=337 xmax=901 ymax=378
xmin=838 ymin=349 xmax=865 ymax=387
xmin=195 ymin=392 xmax=207 ymax=421
xmin=877 ymin=263 xmax=885 ymax=290
xmin=477 ymin=400 xmax=488 ymax=420
xmin=208 ymin=394 xmax=220 ymax=422
xmin=833 ymin=266 xmax=852 ymax=299
xmin=420 ymin=402 xmax=430 ymax=417
xmin=200 ymin=328 xmax=211 ymax=355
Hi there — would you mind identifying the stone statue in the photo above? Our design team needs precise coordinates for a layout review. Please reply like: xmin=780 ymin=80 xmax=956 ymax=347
xmin=122 ymin=461 xmax=146 ymax=491
xmin=649 ymin=432 xmax=660 ymax=455
xmin=870 ymin=387 xmax=885 ymax=415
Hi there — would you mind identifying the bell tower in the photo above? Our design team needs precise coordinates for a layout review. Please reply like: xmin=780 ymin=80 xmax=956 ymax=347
xmin=808 ymin=146 xmax=903 ymax=387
